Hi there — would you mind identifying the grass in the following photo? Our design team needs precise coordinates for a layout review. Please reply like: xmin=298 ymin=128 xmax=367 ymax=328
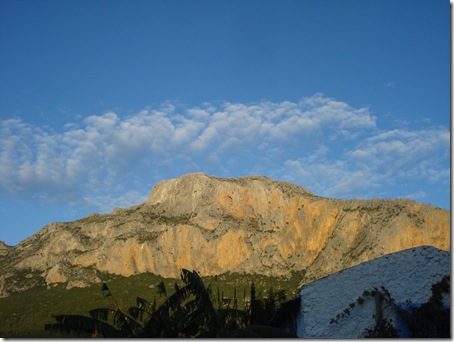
xmin=0 ymin=270 xmax=303 ymax=338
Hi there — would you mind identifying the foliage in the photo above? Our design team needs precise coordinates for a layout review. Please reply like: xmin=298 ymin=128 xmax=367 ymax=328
xmin=0 ymin=270 xmax=301 ymax=337
xmin=329 ymin=276 xmax=450 ymax=338
xmin=45 ymin=282 xmax=143 ymax=338
xmin=44 ymin=269 xmax=296 ymax=338
xmin=363 ymin=317 xmax=399 ymax=338
xmin=250 ymin=285 xmax=287 ymax=325
xmin=395 ymin=275 xmax=450 ymax=338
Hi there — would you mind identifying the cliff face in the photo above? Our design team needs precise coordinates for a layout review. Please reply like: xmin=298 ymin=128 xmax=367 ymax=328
xmin=0 ymin=173 xmax=450 ymax=297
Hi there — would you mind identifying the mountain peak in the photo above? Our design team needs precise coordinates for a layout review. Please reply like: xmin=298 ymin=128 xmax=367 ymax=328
xmin=145 ymin=172 xmax=314 ymax=208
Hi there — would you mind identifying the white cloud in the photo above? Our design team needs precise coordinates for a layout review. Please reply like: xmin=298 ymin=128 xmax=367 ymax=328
xmin=280 ymin=158 xmax=383 ymax=199
xmin=83 ymin=190 xmax=148 ymax=213
xmin=404 ymin=191 xmax=427 ymax=200
xmin=0 ymin=94 xmax=449 ymax=213
xmin=84 ymin=111 xmax=119 ymax=130
xmin=385 ymin=81 xmax=395 ymax=88
xmin=279 ymin=124 xmax=449 ymax=201
xmin=347 ymin=127 xmax=450 ymax=181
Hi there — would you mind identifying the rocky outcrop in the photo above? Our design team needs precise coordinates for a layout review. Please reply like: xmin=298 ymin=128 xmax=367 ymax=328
xmin=0 ymin=173 xmax=450 ymax=297
xmin=0 ymin=241 xmax=11 ymax=257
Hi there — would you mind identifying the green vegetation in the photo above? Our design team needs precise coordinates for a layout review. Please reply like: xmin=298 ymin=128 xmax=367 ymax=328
xmin=0 ymin=270 xmax=303 ymax=337
xmin=77 ymin=212 xmax=109 ymax=224
xmin=43 ymin=269 xmax=296 ymax=338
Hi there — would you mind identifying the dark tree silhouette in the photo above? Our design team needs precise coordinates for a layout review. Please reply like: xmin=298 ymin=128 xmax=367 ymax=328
xmin=45 ymin=269 xmax=297 ymax=338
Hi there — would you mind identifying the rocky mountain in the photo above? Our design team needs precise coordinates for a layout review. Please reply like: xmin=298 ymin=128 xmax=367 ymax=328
xmin=0 ymin=173 xmax=450 ymax=297
xmin=0 ymin=241 xmax=11 ymax=257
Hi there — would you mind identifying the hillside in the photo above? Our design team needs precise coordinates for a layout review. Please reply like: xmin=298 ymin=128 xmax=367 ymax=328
xmin=0 ymin=271 xmax=301 ymax=337
xmin=0 ymin=173 xmax=450 ymax=298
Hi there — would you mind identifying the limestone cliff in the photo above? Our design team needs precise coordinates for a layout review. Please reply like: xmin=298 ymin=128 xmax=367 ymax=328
xmin=0 ymin=173 xmax=450 ymax=297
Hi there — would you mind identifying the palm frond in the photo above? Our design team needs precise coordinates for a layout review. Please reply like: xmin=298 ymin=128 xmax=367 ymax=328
xmin=45 ymin=314 xmax=121 ymax=338
xmin=142 ymin=284 xmax=193 ymax=337
xmin=88 ymin=308 xmax=113 ymax=321
xmin=181 ymin=269 xmax=215 ymax=314
xmin=183 ymin=298 xmax=198 ymax=314
xmin=100 ymin=283 xmax=109 ymax=292
xmin=112 ymin=308 xmax=143 ymax=337
xmin=100 ymin=283 xmax=112 ymax=299
xmin=156 ymin=283 xmax=193 ymax=313
xmin=128 ymin=306 xmax=152 ymax=322
xmin=180 ymin=269 xmax=222 ymax=336
xmin=218 ymin=308 xmax=247 ymax=319
xmin=45 ymin=323 xmax=94 ymax=338
xmin=157 ymin=280 xmax=167 ymax=298
xmin=136 ymin=296 xmax=152 ymax=310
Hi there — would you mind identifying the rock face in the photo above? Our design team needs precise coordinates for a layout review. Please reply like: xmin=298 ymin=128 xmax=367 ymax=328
xmin=0 ymin=241 xmax=11 ymax=257
xmin=0 ymin=173 xmax=450 ymax=297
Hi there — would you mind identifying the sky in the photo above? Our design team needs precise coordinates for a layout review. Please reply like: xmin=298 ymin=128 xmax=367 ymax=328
xmin=0 ymin=0 xmax=450 ymax=246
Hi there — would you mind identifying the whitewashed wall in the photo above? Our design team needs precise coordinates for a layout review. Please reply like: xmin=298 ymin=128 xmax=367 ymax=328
xmin=297 ymin=246 xmax=450 ymax=338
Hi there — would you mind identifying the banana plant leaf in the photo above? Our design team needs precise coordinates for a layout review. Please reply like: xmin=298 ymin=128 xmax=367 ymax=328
xmin=44 ymin=314 xmax=122 ymax=338
xmin=88 ymin=307 xmax=113 ymax=321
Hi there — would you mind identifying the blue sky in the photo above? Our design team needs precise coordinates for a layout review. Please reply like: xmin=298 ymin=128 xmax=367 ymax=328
xmin=0 ymin=0 xmax=450 ymax=246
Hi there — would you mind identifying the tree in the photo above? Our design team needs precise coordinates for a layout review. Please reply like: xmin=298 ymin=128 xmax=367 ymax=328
xmin=45 ymin=269 xmax=297 ymax=338
xmin=250 ymin=285 xmax=287 ymax=325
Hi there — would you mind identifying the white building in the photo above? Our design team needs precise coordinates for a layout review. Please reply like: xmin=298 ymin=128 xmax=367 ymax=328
xmin=291 ymin=246 xmax=450 ymax=338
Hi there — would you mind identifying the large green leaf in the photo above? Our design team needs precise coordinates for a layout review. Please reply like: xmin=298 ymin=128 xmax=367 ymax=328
xmin=141 ymin=283 xmax=193 ymax=337
xmin=136 ymin=296 xmax=150 ymax=309
xmin=128 ymin=306 xmax=152 ymax=322
xmin=112 ymin=308 xmax=144 ymax=337
xmin=157 ymin=280 xmax=167 ymax=298
xmin=44 ymin=314 xmax=121 ymax=338
xmin=88 ymin=307 xmax=113 ymax=321
xmin=180 ymin=269 xmax=221 ymax=335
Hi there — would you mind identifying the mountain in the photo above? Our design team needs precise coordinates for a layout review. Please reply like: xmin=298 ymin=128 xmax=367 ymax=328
xmin=0 ymin=241 xmax=11 ymax=257
xmin=0 ymin=173 xmax=449 ymax=298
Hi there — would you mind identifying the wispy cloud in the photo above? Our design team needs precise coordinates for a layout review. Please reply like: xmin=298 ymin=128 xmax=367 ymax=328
xmin=404 ymin=191 xmax=427 ymax=200
xmin=0 ymin=94 xmax=449 ymax=212
xmin=280 ymin=125 xmax=449 ymax=200
xmin=385 ymin=81 xmax=395 ymax=88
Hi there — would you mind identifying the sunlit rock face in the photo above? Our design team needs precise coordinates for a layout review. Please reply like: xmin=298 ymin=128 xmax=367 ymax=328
xmin=0 ymin=173 xmax=450 ymax=297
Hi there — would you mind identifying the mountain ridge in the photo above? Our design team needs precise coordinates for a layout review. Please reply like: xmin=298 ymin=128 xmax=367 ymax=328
xmin=0 ymin=173 xmax=449 ymax=297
